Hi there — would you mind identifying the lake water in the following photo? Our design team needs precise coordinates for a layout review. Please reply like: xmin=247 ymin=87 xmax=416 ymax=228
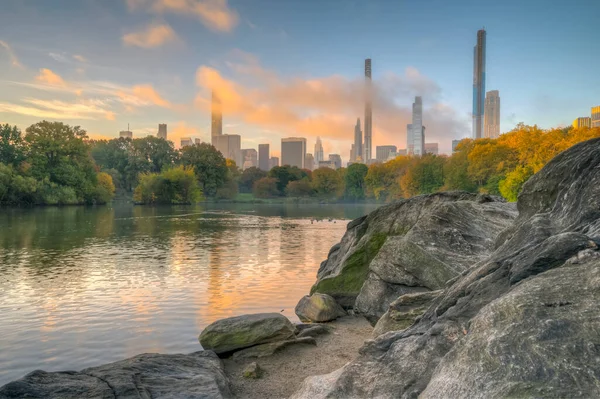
xmin=0 ymin=203 xmax=379 ymax=386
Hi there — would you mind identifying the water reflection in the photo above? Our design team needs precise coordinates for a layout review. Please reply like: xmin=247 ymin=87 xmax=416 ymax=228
xmin=0 ymin=203 xmax=378 ymax=385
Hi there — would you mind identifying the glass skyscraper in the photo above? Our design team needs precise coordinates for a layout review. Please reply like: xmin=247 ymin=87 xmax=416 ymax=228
xmin=473 ymin=29 xmax=486 ymax=139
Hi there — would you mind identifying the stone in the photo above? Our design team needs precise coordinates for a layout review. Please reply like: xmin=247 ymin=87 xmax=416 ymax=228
xmin=373 ymin=290 xmax=442 ymax=337
xmin=199 ymin=313 xmax=295 ymax=354
xmin=297 ymin=324 xmax=331 ymax=338
xmin=295 ymin=293 xmax=346 ymax=322
xmin=242 ymin=362 xmax=263 ymax=379
xmin=291 ymin=138 xmax=600 ymax=398
xmin=0 ymin=351 xmax=231 ymax=399
xmin=231 ymin=337 xmax=317 ymax=360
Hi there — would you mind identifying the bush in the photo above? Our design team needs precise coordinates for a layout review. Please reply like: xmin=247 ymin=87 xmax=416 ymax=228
xmin=94 ymin=172 xmax=116 ymax=204
xmin=253 ymin=177 xmax=279 ymax=199
xmin=133 ymin=166 xmax=202 ymax=204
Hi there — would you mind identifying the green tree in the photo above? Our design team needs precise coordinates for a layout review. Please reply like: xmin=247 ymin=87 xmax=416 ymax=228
xmin=0 ymin=124 xmax=25 ymax=166
xmin=344 ymin=163 xmax=368 ymax=201
xmin=132 ymin=136 xmax=178 ymax=173
xmin=286 ymin=177 xmax=314 ymax=197
xmin=239 ymin=167 xmax=267 ymax=193
xmin=215 ymin=159 xmax=240 ymax=199
xmin=133 ymin=166 xmax=201 ymax=204
xmin=443 ymin=139 xmax=477 ymax=192
xmin=400 ymin=155 xmax=446 ymax=197
xmin=312 ymin=167 xmax=342 ymax=198
xmin=498 ymin=165 xmax=534 ymax=202
xmin=268 ymin=165 xmax=304 ymax=195
xmin=180 ymin=143 xmax=228 ymax=197
xmin=253 ymin=177 xmax=279 ymax=198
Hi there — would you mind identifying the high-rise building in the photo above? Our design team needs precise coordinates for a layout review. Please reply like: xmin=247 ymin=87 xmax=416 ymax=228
xmin=119 ymin=130 xmax=133 ymax=139
xmin=158 ymin=123 xmax=167 ymax=139
xmin=305 ymin=153 xmax=315 ymax=171
xmin=452 ymin=139 xmax=462 ymax=153
xmin=473 ymin=29 xmax=486 ymax=139
xmin=281 ymin=137 xmax=306 ymax=168
xmin=180 ymin=137 xmax=193 ymax=147
xmin=424 ymin=142 xmax=439 ymax=155
xmin=376 ymin=145 xmax=397 ymax=162
xmin=397 ymin=149 xmax=407 ymax=156
xmin=318 ymin=160 xmax=336 ymax=169
xmin=364 ymin=59 xmax=372 ymax=162
xmin=314 ymin=137 xmax=324 ymax=164
xmin=214 ymin=134 xmax=241 ymax=166
xmin=484 ymin=90 xmax=500 ymax=139
xmin=269 ymin=157 xmax=279 ymax=169
xmin=352 ymin=118 xmax=363 ymax=162
xmin=194 ymin=138 xmax=201 ymax=145
xmin=329 ymin=154 xmax=342 ymax=169
xmin=241 ymin=148 xmax=258 ymax=170
xmin=573 ymin=117 xmax=592 ymax=128
xmin=211 ymin=90 xmax=222 ymax=145
xmin=407 ymin=96 xmax=425 ymax=156
xmin=258 ymin=144 xmax=270 ymax=171
xmin=592 ymin=106 xmax=600 ymax=128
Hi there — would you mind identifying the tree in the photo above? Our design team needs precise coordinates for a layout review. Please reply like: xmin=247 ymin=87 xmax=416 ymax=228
xmin=133 ymin=166 xmax=201 ymax=204
xmin=253 ymin=177 xmax=279 ymax=198
xmin=312 ymin=167 xmax=343 ymax=198
xmin=180 ymin=143 xmax=228 ymax=197
xmin=498 ymin=165 xmax=534 ymax=202
xmin=132 ymin=136 xmax=178 ymax=173
xmin=344 ymin=163 xmax=368 ymax=201
xmin=0 ymin=124 xmax=25 ymax=166
xmin=400 ymin=155 xmax=446 ymax=197
xmin=286 ymin=178 xmax=314 ymax=197
xmin=215 ymin=159 xmax=240 ymax=199
xmin=94 ymin=172 xmax=116 ymax=204
xmin=268 ymin=165 xmax=304 ymax=195
xmin=239 ymin=167 xmax=267 ymax=193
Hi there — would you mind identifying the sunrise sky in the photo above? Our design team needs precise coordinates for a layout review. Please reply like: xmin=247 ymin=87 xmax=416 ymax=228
xmin=1 ymin=0 xmax=599 ymax=156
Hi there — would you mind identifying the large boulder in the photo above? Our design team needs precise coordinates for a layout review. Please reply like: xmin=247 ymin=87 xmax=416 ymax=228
xmin=295 ymin=293 xmax=346 ymax=322
xmin=199 ymin=313 xmax=295 ymax=354
xmin=312 ymin=191 xmax=516 ymax=322
xmin=292 ymin=138 xmax=600 ymax=398
xmin=0 ymin=351 xmax=231 ymax=399
xmin=372 ymin=290 xmax=442 ymax=337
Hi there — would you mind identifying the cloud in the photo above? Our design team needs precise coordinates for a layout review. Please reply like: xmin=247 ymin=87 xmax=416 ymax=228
xmin=117 ymin=84 xmax=174 ymax=109
xmin=122 ymin=23 xmax=178 ymax=48
xmin=0 ymin=98 xmax=115 ymax=120
xmin=49 ymin=52 xmax=69 ymax=63
xmin=73 ymin=54 xmax=88 ymax=63
xmin=35 ymin=68 xmax=66 ymax=86
xmin=170 ymin=121 xmax=203 ymax=144
xmin=128 ymin=0 xmax=238 ymax=33
xmin=0 ymin=40 xmax=22 ymax=68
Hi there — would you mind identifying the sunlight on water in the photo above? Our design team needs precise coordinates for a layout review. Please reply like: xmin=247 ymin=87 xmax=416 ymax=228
xmin=0 ymin=203 xmax=378 ymax=385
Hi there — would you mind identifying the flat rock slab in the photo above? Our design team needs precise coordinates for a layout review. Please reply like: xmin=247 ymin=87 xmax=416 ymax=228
xmin=199 ymin=313 xmax=295 ymax=354
xmin=297 ymin=325 xmax=331 ymax=338
xmin=0 ymin=351 xmax=231 ymax=399
xmin=232 ymin=337 xmax=317 ymax=360
xmin=295 ymin=294 xmax=346 ymax=322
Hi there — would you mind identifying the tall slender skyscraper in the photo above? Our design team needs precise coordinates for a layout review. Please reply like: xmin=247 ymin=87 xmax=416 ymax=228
xmin=211 ymin=90 xmax=222 ymax=145
xmin=314 ymin=137 xmax=324 ymax=164
xmin=484 ymin=90 xmax=500 ymax=139
xmin=407 ymin=96 xmax=425 ymax=155
xmin=353 ymin=118 xmax=363 ymax=162
xmin=258 ymin=144 xmax=270 ymax=171
xmin=364 ymin=59 xmax=372 ymax=162
xmin=473 ymin=29 xmax=486 ymax=139
xmin=158 ymin=123 xmax=167 ymax=139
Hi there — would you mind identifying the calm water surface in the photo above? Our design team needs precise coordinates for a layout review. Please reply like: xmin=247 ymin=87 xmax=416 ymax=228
xmin=0 ymin=203 xmax=379 ymax=385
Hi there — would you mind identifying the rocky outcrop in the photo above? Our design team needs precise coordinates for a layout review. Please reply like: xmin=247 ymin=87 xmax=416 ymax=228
xmin=231 ymin=337 xmax=316 ymax=360
xmin=0 ymin=351 xmax=231 ymax=399
xmin=199 ymin=313 xmax=295 ymax=354
xmin=372 ymin=290 xmax=442 ymax=337
xmin=295 ymin=293 xmax=346 ymax=322
xmin=312 ymin=191 xmax=516 ymax=322
xmin=292 ymin=138 xmax=600 ymax=398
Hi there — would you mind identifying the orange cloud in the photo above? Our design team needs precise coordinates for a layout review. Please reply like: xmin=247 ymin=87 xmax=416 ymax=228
xmin=72 ymin=54 xmax=87 ymax=63
xmin=122 ymin=23 xmax=178 ymax=48
xmin=105 ymin=111 xmax=116 ymax=120
xmin=35 ymin=68 xmax=66 ymax=86
xmin=170 ymin=121 xmax=203 ymax=146
xmin=0 ymin=40 xmax=22 ymax=68
xmin=132 ymin=84 xmax=172 ymax=107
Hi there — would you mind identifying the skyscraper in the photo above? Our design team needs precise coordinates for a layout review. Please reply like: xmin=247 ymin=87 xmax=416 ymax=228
xmin=305 ymin=153 xmax=314 ymax=171
xmin=484 ymin=90 xmax=500 ymax=139
xmin=364 ymin=59 xmax=372 ymax=162
xmin=158 ymin=123 xmax=167 ymax=139
xmin=452 ymin=139 xmax=462 ymax=153
xmin=424 ymin=142 xmax=439 ymax=155
xmin=314 ymin=137 xmax=324 ymax=164
xmin=329 ymin=154 xmax=342 ymax=169
xmin=211 ymin=90 xmax=222 ymax=145
xmin=281 ymin=137 xmax=306 ymax=168
xmin=258 ymin=144 xmax=270 ymax=171
xmin=214 ymin=134 xmax=241 ymax=166
xmin=376 ymin=145 xmax=397 ymax=162
xmin=269 ymin=157 xmax=279 ymax=169
xmin=353 ymin=118 xmax=363 ymax=162
xmin=119 ymin=130 xmax=132 ymax=139
xmin=573 ymin=117 xmax=591 ymax=128
xmin=473 ymin=29 xmax=486 ymax=139
xmin=592 ymin=106 xmax=600 ymax=128
xmin=407 ymin=96 xmax=425 ymax=156
xmin=180 ymin=137 xmax=193 ymax=147
xmin=241 ymin=148 xmax=258 ymax=170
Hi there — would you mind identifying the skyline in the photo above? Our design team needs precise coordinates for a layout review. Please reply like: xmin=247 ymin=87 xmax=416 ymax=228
xmin=1 ymin=0 xmax=599 ymax=157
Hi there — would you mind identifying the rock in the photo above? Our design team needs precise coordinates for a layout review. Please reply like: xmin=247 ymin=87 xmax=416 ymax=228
xmin=242 ymin=362 xmax=263 ymax=379
xmin=291 ymin=138 xmax=600 ymax=398
xmin=297 ymin=324 xmax=331 ymax=338
xmin=199 ymin=313 xmax=295 ymax=354
xmin=295 ymin=293 xmax=346 ymax=322
xmin=0 ymin=351 xmax=231 ymax=399
xmin=373 ymin=290 xmax=442 ymax=337
xmin=232 ymin=337 xmax=317 ymax=360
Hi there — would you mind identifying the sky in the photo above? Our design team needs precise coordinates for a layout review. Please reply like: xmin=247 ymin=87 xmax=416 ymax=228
xmin=1 ymin=0 xmax=599 ymax=158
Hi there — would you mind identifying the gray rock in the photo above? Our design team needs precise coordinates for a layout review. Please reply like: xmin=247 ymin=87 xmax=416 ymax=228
xmin=373 ymin=290 xmax=442 ymax=337
xmin=242 ymin=362 xmax=263 ymax=379
xmin=295 ymin=293 xmax=346 ymax=322
xmin=297 ymin=324 xmax=331 ymax=338
xmin=199 ymin=313 xmax=295 ymax=354
xmin=231 ymin=337 xmax=316 ymax=360
xmin=291 ymin=138 xmax=600 ymax=398
xmin=0 ymin=351 xmax=231 ymax=399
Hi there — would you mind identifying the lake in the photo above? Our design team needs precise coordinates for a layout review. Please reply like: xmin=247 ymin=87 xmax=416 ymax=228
xmin=0 ymin=203 xmax=379 ymax=386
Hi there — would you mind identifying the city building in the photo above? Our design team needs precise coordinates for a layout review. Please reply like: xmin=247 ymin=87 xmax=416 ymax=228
xmin=180 ymin=137 xmax=193 ymax=147
xmin=211 ymin=90 xmax=222 ymax=145
xmin=318 ymin=160 xmax=336 ymax=169
xmin=305 ymin=153 xmax=315 ymax=171
xmin=281 ymin=137 xmax=306 ymax=168
xmin=424 ymin=142 xmax=439 ymax=155
xmin=314 ymin=137 xmax=324 ymax=164
xmin=269 ymin=157 xmax=279 ymax=169
xmin=573 ymin=117 xmax=592 ymax=128
xmin=157 ymin=124 xmax=167 ymax=139
xmin=376 ymin=145 xmax=397 ymax=162
xmin=592 ymin=106 xmax=600 ymax=128
xmin=407 ymin=96 xmax=425 ymax=156
xmin=258 ymin=144 xmax=270 ymax=171
xmin=194 ymin=138 xmax=201 ymax=145
xmin=473 ymin=29 xmax=486 ymax=139
xmin=241 ymin=148 xmax=258 ymax=170
xmin=352 ymin=118 xmax=363 ymax=162
xmin=329 ymin=154 xmax=342 ymax=170
xmin=452 ymin=139 xmax=462 ymax=153
xmin=214 ymin=134 xmax=241 ymax=166
xmin=397 ymin=149 xmax=407 ymax=156
xmin=484 ymin=90 xmax=500 ymax=139
xmin=119 ymin=130 xmax=132 ymax=139
xmin=364 ymin=59 xmax=373 ymax=162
